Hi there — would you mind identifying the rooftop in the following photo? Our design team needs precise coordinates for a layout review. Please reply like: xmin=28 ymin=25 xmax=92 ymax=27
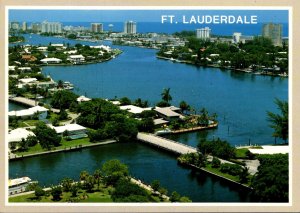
xmin=8 ymin=128 xmax=35 ymax=143
xmin=120 ymin=105 xmax=152 ymax=114
xmin=154 ymin=107 xmax=181 ymax=117
xmin=8 ymin=106 xmax=48 ymax=117
xmin=49 ymin=124 xmax=87 ymax=134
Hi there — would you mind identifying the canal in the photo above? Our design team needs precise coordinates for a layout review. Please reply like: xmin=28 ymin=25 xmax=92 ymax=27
xmin=9 ymin=33 xmax=288 ymax=202
xmin=9 ymin=142 xmax=251 ymax=202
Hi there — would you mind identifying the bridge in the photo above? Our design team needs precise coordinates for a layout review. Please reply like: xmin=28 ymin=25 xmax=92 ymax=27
xmin=137 ymin=132 xmax=258 ymax=175
xmin=137 ymin=132 xmax=197 ymax=155
xmin=10 ymin=97 xmax=60 ymax=113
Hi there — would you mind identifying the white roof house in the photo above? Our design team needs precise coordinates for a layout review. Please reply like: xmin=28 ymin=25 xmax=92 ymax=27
xmin=8 ymin=106 xmax=48 ymax=117
xmin=8 ymin=128 xmax=35 ymax=143
xmin=64 ymin=50 xmax=77 ymax=55
xmin=153 ymin=118 xmax=169 ymax=126
xmin=18 ymin=67 xmax=32 ymax=71
xmin=90 ymin=45 xmax=111 ymax=52
xmin=77 ymin=95 xmax=91 ymax=103
xmin=37 ymin=46 xmax=48 ymax=51
xmin=120 ymin=105 xmax=152 ymax=114
xmin=18 ymin=78 xmax=37 ymax=84
xmin=8 ymin=66 xmax=16 ymax=71
xmin=49 ymin=124 xmax=87 ymax=134
xmin=154 ymin=106 xmax=185 ymax=120
xmin=51 ymin=43 xmax=64 ymax=47
xmin=67 ymin=55 xmax=85 ymax=64
xmin=40 ymin=58 xmax=62 ymax=64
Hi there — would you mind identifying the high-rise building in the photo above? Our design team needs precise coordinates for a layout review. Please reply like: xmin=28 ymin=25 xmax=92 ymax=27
xmin=232 ymin=32 xmax=242 ymax=44
xmin=196 ymin=27 xmax=211 ymax=39
xmin=124 ymin=21 xmax=137 ymax=34
xmin=91 ymin=23 xmax=103 ymax=33
xmin=41 ymin=21 xmax=62 ymax=34
xmin=31 ymin=23 xmax=41 ymax=32
xmin=262 ymin=23 xmax=282 ymax=47
xmin=10 ymin=22 xmax=20 ymax=30
xmin=22 ymin=22 xmax=27 ymax=31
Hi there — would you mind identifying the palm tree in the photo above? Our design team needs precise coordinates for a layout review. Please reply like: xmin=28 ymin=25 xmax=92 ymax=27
xmin=267 ymin=98 xmax=288 ymax=144
xmin=80 ymin=170 xmax=89 ymax=183
xmin=93 ymin=169 xmax=102 ymax=190
xmin=161 ymin=88 xmax=172 ymax=104
xmin=57 ymin=80 xmax=64 ymax=89
xmin=179 ymin=101 xmax=190 ymax=114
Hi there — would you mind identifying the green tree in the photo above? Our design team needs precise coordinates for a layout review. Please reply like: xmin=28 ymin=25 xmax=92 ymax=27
xmin=102 ymin=159 xmax=129 ymax=186
xmin=161 ymin=88 xmax=172 ymax=104
xmin=70 ymin=184 xmax=79 ymax=197
xmin=93 ymin=169 xmax=102 ymax=190
xmin=79 ymin=170 xmax=89 ymax=183
xmin=120 ymin=97 xmax=131 ymax=106
xmin=151 ymin=180 xmax=160 ymax=192
xmin=25 ymin=135 xmax=38 ymax=147
xmin=267 ymin=98 xmax=288 ymax=144
xmin=170 ymin=191 xmax=181 ymax=202
xmin=19 ymin=138 xmax=28 ymax=151
xmin=51 ymin=186 xmax=62 ymax=201
xmin=50 ymin=90 xmax=78 ymax=110
xmin=34 ymin=186 xmax=45 ymax=199
xmin=179 ymin=101 xmax=190 ymax=114
xmin=33 ymin=122 xmax=61 ymax=149
xmin=61 ymin=177 xmax=73 ymax=192
xmin=251 ymin=154 xmax=288 ymax=202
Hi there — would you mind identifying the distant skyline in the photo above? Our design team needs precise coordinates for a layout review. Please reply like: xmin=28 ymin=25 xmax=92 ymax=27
xmin=9 ymin=9 xmax=289 ymax=23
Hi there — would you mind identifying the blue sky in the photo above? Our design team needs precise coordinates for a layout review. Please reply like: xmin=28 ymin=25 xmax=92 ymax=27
xmin=9 ymin=9 xmax=288 ymax=23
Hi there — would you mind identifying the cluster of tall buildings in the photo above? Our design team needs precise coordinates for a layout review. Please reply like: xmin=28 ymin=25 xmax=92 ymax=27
xmin=195 ymin=23 xmax=283 ymax=47
xmin=124 ymin=21 xmax=137 ymax=34
xmin=262 ymin=23 xmax=283 ymax=46
xmin=196 ymin=27 xmax=211 ymax=39
xmin=9 ymin=20 xmax=138 ymax=35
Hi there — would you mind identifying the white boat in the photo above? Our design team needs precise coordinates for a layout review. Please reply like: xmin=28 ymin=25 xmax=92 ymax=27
xmin=9 ymin=177 xmax=33 ymax=195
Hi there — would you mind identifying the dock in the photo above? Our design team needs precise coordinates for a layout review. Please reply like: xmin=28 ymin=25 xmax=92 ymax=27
xmin=137 ymin=132 xmax=197 ymax=155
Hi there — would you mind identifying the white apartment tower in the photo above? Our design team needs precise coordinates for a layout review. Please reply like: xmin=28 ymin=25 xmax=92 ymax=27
xmin=232 ymin=32 xmax=242 ymax=44
xmin=41 ymin=21 xmax=62 ymax=34
xmin=91 ymin=23 xmax=103 ymax=33
xmin=124 ymin=21 xmax=137 ymax=34
xmin=196 ymin=27 xmax=211 ymax=39
xmin=22 ymin=22 xmax=27 ymax=31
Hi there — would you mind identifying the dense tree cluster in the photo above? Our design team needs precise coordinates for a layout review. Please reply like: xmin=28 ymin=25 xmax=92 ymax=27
xmin=251 ymin=154 xmax=288 ymax=202
xmin=33 ymin=122 xmax=61 ymax=149
xmin=50 ymin=90 xmax=78 ymax=110
xmin=197 ymin=138 xmax=236 ymax=160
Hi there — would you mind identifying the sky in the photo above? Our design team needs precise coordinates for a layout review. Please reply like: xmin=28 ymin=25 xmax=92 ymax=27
xmin=9 ymin=9 xmax=289 ymax=23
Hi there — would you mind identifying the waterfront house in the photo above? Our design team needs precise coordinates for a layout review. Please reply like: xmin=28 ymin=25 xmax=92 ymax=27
xmin=8 ymin=128 xmax=36 ymax=149
xmin=17 ymin=67 xmax=32 ymax=72
xmin=8 ymin=106 xmax=48 ymax=119
xmin=49 ymin=124 xmax=88 ymax=139
xmin=77 ymin=95 xmax=91 ymax=103
xmin=40 ymin=57 xmax=62 ymax=64
xmin=37 ymin=46 xmax=48 ymax=51
xmin=18 ymin=78 xmax=37 ymax=84
xmin=120 ymin=105 xmax=152 ymax=114
xmin=67 ymin=55 xmax=85 ymax=64
xmin=21 ymin=54 xmax=37 ymax=62
xmin=153 ymin=118 xmax=169 ymax=127
xmin=154 ymin=106 xmax=184 ymax=121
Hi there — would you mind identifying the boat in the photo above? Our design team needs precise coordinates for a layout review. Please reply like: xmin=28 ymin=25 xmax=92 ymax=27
xmin=8 ymin=177 xmax=34 ymax=195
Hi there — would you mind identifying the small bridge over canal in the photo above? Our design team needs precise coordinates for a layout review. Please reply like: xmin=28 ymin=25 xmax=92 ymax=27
xmin=137 ymin=132 xmax=197 ymax=155
xmin=10 ymin=97 xmax=60 ymax=113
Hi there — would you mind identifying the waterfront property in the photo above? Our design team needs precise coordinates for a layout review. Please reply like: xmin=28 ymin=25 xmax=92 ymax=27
xmin=8 ymin=106 xmax=48 ymax=118
xmin=9 ymin=177 xmax=33 ymax=195
xmin=120 ymin=105 xmax=152 ymax=114
xmin=154 ymin=106 xmax=185 ymax=121
xmin=8 ymin=128 xmax=35 ymax=149
xmin=40 ymin=57 xmax=62 ymax=64
xmin=49 ymin=123 xmax=88 ymax=139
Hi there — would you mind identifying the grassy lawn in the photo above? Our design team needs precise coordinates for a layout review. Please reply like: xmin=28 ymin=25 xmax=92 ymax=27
xmin=13 ymin=137 xmax=97 ymax=156
xmin=204 ymin=164 xmax=240 ymax=183
xmin=235 ymin=148 xmax=249 ymax=158
xmin=203 ymin=164 xmax=251 ymax=186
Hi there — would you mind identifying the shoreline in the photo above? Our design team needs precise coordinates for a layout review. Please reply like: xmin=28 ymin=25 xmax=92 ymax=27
xmin=179 ymin=162 xmax=253 ymax=190
xmin=156 ymin=55 xmax=288 ymax=78
xmin=9 ymin=140 xmax=117 ymax=161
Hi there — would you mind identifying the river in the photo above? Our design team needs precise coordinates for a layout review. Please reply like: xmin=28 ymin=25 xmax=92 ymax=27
xmin=9 ymin=33 xmax=288 ymax=202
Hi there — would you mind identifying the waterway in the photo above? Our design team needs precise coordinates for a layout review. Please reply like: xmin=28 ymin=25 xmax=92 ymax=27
xmin=9 ymin=142 xmax=251 ymax=202
xmin=9 ymin=33 xmax=288 ymax=202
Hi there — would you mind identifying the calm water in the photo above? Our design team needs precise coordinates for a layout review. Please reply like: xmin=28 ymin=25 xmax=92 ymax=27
xmin=9 ymin=142 xmax=251 ymax=202
xmin=9 ymin=33 xmax=288 ymax=202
